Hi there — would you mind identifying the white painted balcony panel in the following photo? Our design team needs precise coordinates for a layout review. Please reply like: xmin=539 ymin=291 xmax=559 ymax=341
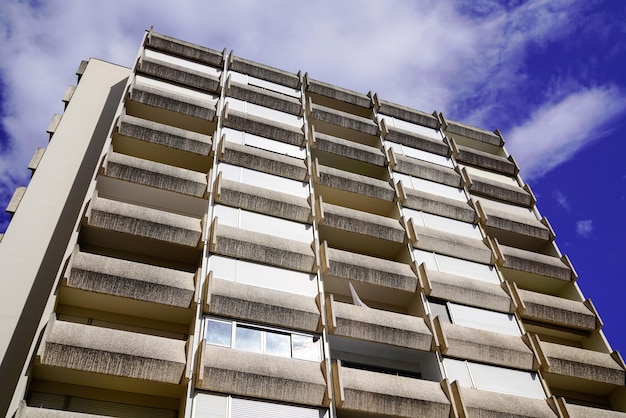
xmin=218 ymin=163 xmax=309 ymax=198
xmin=223 ymin=128 xmax=306 ymax=159
xmin=135 ymin=75 xmax=218 ymax=103
xmin=209 ymin=254 xmax=318 ymax=297
xmin=413 ymin=249 xmax=500 ymax=284
xmin=145 ymin=49 xmax=221 ymax=77
xmin=385 ymin=140 xmax=454 ymax=168
xmin=404 ymin=207 xmax=482 ymax=240
xmin=395 ymin=172 xmax=466 ymax=202
xmin=225 ymin=97 xmax=303 ymax=128
xmin=229 ymin=71 xmax=301 ymax=97
xmin=378 ymin=114 xmax=443 ymax=140
xmin=463 ymin=164 xmax=519 ymax=187
xmin=448 ymin=303 xmax=520 ymax=336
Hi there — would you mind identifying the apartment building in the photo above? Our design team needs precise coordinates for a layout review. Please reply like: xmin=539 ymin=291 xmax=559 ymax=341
xmin=1 ymin=29 xmax=624 ymax=417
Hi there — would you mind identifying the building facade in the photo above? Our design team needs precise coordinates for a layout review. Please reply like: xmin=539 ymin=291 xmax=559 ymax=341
xmin=1 ymin=29 xmax=625 ymax=418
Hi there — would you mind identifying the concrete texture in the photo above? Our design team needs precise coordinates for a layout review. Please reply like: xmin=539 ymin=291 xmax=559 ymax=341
xmin=228 ymin=81 xmax=302 ymax=115
xmin=376 ymin=97 xmax=440 ymax=129
xmin=442 ymin=117 xmax=503 ymax=147
xmin=400 ymin=185 xmax=476 ymax=223
xmin=458 ymin=387 xmax=556 ymax=418
xmin=453 ymin=143 xmax=517 ymax=176
xmin=310 ymin=103 xmax=379 ymax=135
xmin=138 ymin=56 xmax=220 ymax=93
xmin=230 ymin=56 xmax=300 ymax=89
xmin=384 ymin=125 xmax=449 ymax=157
xmin=223 ymin=109 xmax=305 ymax=146
xmin=198 ymin=343 xmax=327 ymax=406
xmin=466 ymin=172 xmax=533 ymax=207
xmin=206 ymin=276 xmax=320 ymax=332
xmin=147 ymin=31 xmax=223 ymax=67
xmin=306 ymin=78 xmax=371 ymax=108
xmin=320 ymin=201 xmax=405 ymax=242
xmin=314 ymin=131 xmax=386 ymax=166
xmin=130 ymin=82 xmax=216 ymax=120
xmin=329 ymin=298 xmax=433 ymax=350
xmin=497 ymin=244 xmax=574 ymax=281
xmin=317 ymin=164 xmax=395 ymax=201
xmin=117 ymin=113 xmax=212 ymax=155
xmin=391 ymin=152 xmax=462 ymax=187
xmin=517 ymin=288 xmax=597 ymax=330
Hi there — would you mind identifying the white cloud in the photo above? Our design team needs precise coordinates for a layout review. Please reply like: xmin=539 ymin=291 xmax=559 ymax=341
xmin=554 ymin=190 xmax=570 ymax=211
xmin=576 ymin=220 xmax=594 ymax=238
xmin=506 ymin=86 xmax=626 ymax=180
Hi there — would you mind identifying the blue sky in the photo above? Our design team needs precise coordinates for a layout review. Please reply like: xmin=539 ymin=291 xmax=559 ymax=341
xmin=1 ymin=0 xmax=625 ymax=356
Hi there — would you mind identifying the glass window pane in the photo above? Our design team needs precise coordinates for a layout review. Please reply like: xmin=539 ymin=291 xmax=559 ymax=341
xmin=292 ymin=335 xmax=321 ymax=361
xmin=206 ymin=319 xmax=232 ymax=347
xmin=235 ymin=326 xmax=262 ymax=353
xmin=265 ymin=332 xmax=291 ymax=357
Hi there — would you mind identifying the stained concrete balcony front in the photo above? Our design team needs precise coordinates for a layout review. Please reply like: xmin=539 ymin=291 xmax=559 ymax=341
xmin=127 ymin=81 xmax=217 ymax=132
xmin=451 ymin=139 xmax=518 ymax=176
xmin=197 ymin=343 xmax=327 ymax=406
xmin=114 ymin=113 xmax=212 ymax=172
xmin=389 ymin=150 xmax=462 ymax=188
xmin=474 ymin=198 xmax=553 ymax=251
xmin=229 ymin=55 xmax=301 ymax=89
xmin=305 ymin=76 xmax=372 ymax=117
xmin=137 ymin=56 xmax=220 ymax=94
xmin=227 ymin=79 xmax=302 ymax=115
xmin=374 ymin=96 xmax=440 ymax=130
xmin=214 ymin=174 xmax=311 ymax=223
xmin=38 ymin=317 xmax=186 ymax=384
xmin=312 ymin=131 xmax=386 ymax=167
xmin=309 ymin=103 xmax=379 ymax=145
xmin=314 ymin=163 xmax=395 ymax=206
xmin=103 ymin=151 xmax=208 ymax=198
xmin=382 ymin=122 xmax=450 ymax=157
xmin=64 ymin=248 xmax=195 ymax=309
xmin=222 ymin=108 xmax=305 ymax=146
xmin=435 ymin=320 xmax=535 ymax=370
xmin=218 ymin=140 xmax=308 ymax=181
xmin=494 ymin=242 xmax=576 ymax=290
xmin=84 ymin=195 xmax=202 ymax=248
xmin=327 ymin=297 xmax=433 ymax=351
xmin=511 ymin=285 xmax=599 ymax=331
xmin=146 ymin=30 xmax=224 ymax=68
xmin=333 ymin=362 xmax=452 ymax=418
xmin=407 ymin=221 xmax=493 ymax=265
xmin=417 ymin=265 xmax=514 ymax=314
xmin=557 ymin=398 xmax=626 ymax=418
xmin=209 ymin=222 xmax=316 ymax=273
xmin=462 ymin=168 xmax=534 ymax=208
xmin=534 ymin=337 xmax=626 ymax=392
xmin=441 ymin=114 xmax=503 ymax=149
xmin=453 ymin=385 xmax=557 ymax=418
xmin=397 ymin=181 xmax=476 ymax=223
xmin=205 ymin=276 xmax=321 ymax=332
xmin=321 ymin=244 xmax=418 ymax=305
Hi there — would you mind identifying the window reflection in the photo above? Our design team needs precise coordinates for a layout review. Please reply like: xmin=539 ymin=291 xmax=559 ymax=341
xmin=206 ymin=319 xmax=232 ymax=347
xmin=235 ymin=326 xmax=262 ymax=353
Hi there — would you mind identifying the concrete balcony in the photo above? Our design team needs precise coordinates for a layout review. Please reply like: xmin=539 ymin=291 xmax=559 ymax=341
xmin=333 ymin=361 xmax=452 ymax=417
xmin=314 ymin=163 xmax=395 ymax=202
xmin=434 ymin=319 xmax=535 ymax=370
xmin=102 ymin=151 xmax=208 ymax=197
xmin=557 ymin=398 xmax=626 ymax=418
xmin=146 ymin=30 xmax=223 ymax=68
xmin=452 ymin=384 xmax=557 ymax=418
xmin=327 ymin=296 xmax=433 ymax=351
xmin=309 ymin=102 xmax=379 ymax=143
xmin=128 ymin=79 xmax=217 ymax=122
xmin=510 ymin=284 xmax=599 ymax=331
xmin=306 ymin=76 xmax=372 ymax=109
xmin=38 ymin=317 xmax=186 ymax=384
xmin=388 ymin=149 xmax=462 ymax=187
xmin=441 ymin=114 xmax=503 ymax=148
xmin=534 ymin=337 xmax=626 ymax=389
xmin=84 ymin=195 xmax=202 ymax=248
xmin=320 ymin=243 xmax=417 ymax=293
xmin=450 ymin=138 xmax=518 ymax=176
xmin=218 ymin=140 xmax=308 ymax=181
xmin=312 ymin=130 xmax=386 ymax=167
xmin=230 ymin=55 xmax=300 ymax=89
xmin=227 ymin=78 xmax=302 ymax=115
xmin=205 ymin=276 xmax=321 ymax=332
xmin=397 ymin=181 xmax=476 ymax=223
xmin=209 ymin=221 xmax=316 ymax=273
xmin=137 ymin=56 xmax=220 ymax=93
xmin=407 ymin=220 xmax=494 ymax=265
xmin=64 ymin=248 xmax=195 ymax=308
xmin=197 ymin=343 xmax=327 ymax=406
xmin=16 ymin=402 xmax=112 ymax=418
xmin=214 ymin=174 xmax=311 ymax=223
xmin=319 ymin=199 xmax=405 ymax=243
xmin=474 ymin=199 xmax=553 ymax=248
xmin=417 ymin=265 xmax=514 ymax=314
xmin=374 ymin=95 xmax=440 ymax=130
xmin=493 ymin=241 xmax=576 ymax=284
xmin=382 ymin=122 xmax=450 ymax=157
xmin=462 ymin=167 xmax=535 ymax=208
xmin=222 ymin=107 xmax=305 ymax=146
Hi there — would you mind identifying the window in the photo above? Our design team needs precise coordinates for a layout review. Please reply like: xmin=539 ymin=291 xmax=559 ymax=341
xmin=404 ymin=207 xmax=482 ymax=240
xmin=384 ymin=140 xmax=453 ymax=168
xmin=426 ymin=298 xmax=521 ymax=336
xmin=443 ymin=358 xmax=546 ymax=399
xmin=208 ymin=255 xmax=318 ymax=297
xmin=193 ymin=393 xmax=328 ymax=418
xmin=205 ymin=318 xmax=321 ymax=362
xmin=222 ymin=127 xmax=306 ymax=158
xmin=218 ymin=163 xmax=309 ymax=197
xmin=412 ymin=249 xmax=500 ymax=284
xmin=394 ymin=172 xmax=466 ymax=202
